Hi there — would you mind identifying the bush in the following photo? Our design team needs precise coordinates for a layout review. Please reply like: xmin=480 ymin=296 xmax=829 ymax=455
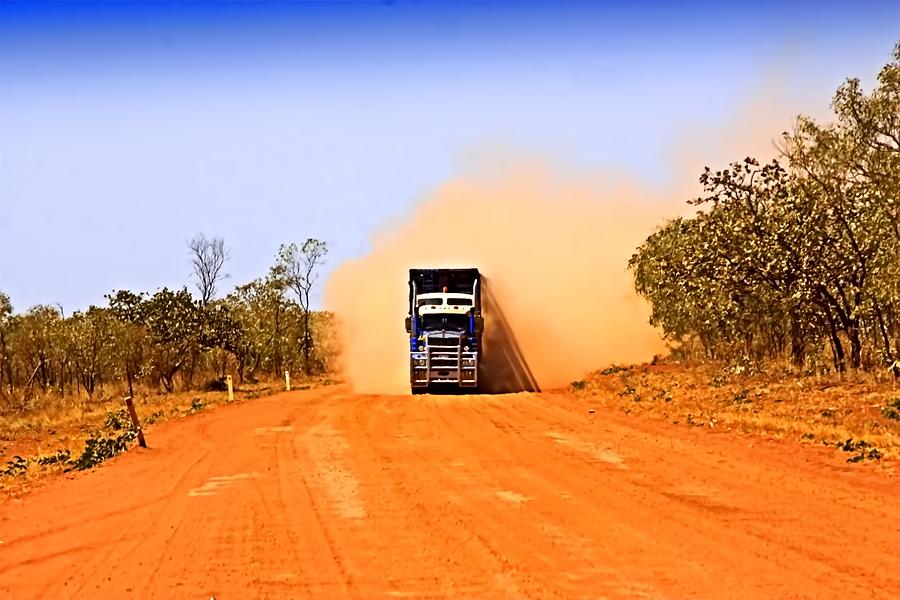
xmin=732 ymin=388 xmax=750 ymax=404
xmin=37 ymin=449 xmax=71 ymax=466
xmin=601 ymin=365 xmax=629 ymax=376
xmin=881 ymin=398 xmax=900 ymax=420
xmin=203 ymin=378 xmax=229 ymax=392
xmin=105 ymin=408 xmax=130 ymax=431
xmin=145 ymin=409 xmax=165 ymax=424
xmin=835 ymin=438 xmax=882 ymax=463
xmin=2 ymin=456 xmax=29 ymax=476
xmin=68 ymin=429 xmax=137 ymax=471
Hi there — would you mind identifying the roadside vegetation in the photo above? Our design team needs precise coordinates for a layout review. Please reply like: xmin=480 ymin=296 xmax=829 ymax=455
xmin=0 ymin=380 xmax=318 ymax=496
xmin=0 ymin=235 xmax=334 ymax=410
xmin=573 ymin=363 xmax=900 ymax=462
xmin=630 ymin=45 xmax=900 ymax=379
xmin=0 ymin=235 xmax=337 ymax=490
xmin=611 ymin=46 xmax=900 ymax=464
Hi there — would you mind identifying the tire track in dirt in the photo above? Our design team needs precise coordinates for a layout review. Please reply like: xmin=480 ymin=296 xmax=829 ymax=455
xmin=420 ymin=392 xmax=897 ymax=599
xmin=430 ymin=394 xmax=673 ymax=598
xmin=529 ymin=391 xmax=900 ymax=592
xmin=346 ymin=394 xmax=525 ymax=598
xmin=8 ymin=422 xmax=220 ymax=598
xmin=290 ymin=407 xmax=358 ymax=598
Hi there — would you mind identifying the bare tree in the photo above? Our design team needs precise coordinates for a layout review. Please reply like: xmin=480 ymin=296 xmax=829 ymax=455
xmin=276 ymin=238 xmax=328 ymax=374
xmin=188 ymin=233 xmax=229 ymax=306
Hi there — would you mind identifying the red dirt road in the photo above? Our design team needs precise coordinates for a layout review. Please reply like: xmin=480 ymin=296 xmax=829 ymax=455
xmin=1 ymin=386 xmax=898 ymax=599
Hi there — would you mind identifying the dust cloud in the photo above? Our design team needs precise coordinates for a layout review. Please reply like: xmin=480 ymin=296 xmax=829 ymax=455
xmin=325 ymin=71 xmax=819 ymax=395
xmin=325 ymin=165 xmax=670 ymax=394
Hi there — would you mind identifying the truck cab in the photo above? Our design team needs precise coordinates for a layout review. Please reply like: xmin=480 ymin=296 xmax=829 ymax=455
xmin=405 ymin=268 xmax=483 ymax=393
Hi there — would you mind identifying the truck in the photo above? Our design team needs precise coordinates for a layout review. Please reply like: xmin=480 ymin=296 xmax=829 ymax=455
xmin=405 ymin=268 xmax=483 ymax=394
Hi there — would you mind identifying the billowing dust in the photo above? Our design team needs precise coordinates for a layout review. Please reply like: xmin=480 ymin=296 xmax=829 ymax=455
xmin=325 ymin=68 xmax=819 ymax=394
xmin=325 ymin=165 xmax=671 ymax=394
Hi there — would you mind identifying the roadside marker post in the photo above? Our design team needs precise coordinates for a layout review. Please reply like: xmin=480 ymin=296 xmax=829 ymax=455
xmin=285 ymin=371 xmax=291 ymax=391
xmin=123 ymin=396 xmax=147 ymax=448
xmin=226 ymin=375 xmax=234 ymax=402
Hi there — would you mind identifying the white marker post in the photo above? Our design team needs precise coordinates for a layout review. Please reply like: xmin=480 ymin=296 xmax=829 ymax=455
xmin=285 ymin=371 xmax=291 ymax=391
xmin=226 ymin=375 xmax=234 ymax=402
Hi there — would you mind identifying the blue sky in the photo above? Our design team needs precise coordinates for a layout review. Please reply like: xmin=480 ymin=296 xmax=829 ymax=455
xmin=0 ymin=0 xmax=897 ymax=312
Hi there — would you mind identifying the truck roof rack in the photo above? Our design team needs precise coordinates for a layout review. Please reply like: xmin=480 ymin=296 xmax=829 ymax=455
xmin=408 ymin=268 xmax=480 ymax=295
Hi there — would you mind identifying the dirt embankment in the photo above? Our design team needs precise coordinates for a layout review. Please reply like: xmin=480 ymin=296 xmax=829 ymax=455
xmin=1 ymin=383 xmax=897 ymax=599
xmin=574 ymin=363 xmax=900 ymax=461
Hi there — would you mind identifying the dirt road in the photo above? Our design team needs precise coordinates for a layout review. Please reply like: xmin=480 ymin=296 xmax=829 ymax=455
xmin=1 ymin=387 xmax=898 ymax=599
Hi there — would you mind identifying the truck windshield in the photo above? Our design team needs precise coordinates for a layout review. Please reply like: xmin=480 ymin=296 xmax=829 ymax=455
xmin=421 ymin=314 xmax=469 ymax=332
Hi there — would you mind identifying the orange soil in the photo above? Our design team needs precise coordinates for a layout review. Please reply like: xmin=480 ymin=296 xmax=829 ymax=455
xmin=1 ymin=386 xmax=898 ymax=599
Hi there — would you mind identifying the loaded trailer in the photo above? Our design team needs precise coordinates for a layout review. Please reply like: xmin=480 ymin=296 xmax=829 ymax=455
xmin=405 ymin=268 xmax=483 ymax=394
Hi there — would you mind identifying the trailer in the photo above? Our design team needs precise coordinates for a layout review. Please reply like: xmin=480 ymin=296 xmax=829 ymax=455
xmin=405 ymin=268 xmax=483 ymax=394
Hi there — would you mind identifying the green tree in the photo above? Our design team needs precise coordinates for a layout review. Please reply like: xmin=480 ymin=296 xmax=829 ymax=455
xmin=226 ymin=273 xmax=292 ymax=382
xmin=109 ymin=288 xmax=203 ymax=392
xmin=631 ymin=44 xmax=900 ymax=378
xmin=0 ymin=292 xmax=14 ymax=404
xmin=68 ymin=307 xmax=117 ymax=398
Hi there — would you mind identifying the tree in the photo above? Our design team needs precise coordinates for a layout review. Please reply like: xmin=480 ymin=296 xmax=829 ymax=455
xmin=630 ymin=45 xmax=900 ymax=378
xmin=275 ymin=239 xmax=328 ymax=375
xmin=106 ymin=290 xmax=148 ymax=397
xmin=188 ymin=233 xmax=229 ymax=307
xmin=68 ymin=307 xmax=117 ymax=398
xmin=199 ymin=301 xmax=245 ymax=379
xmin=1 ymin=230 xmax=335 ymax=405
xmin=109 ymin=287 xmax=203 ymax=392
xmin=0 ymin=292 xmax=13 ymax=404
xmin=781 ymin=44 xmax=900 ymax=375
xmin=227 ymin=275 xmax=291 ymax=382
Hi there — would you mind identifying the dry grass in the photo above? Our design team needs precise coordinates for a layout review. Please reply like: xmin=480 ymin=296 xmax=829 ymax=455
xmin=0 ymin=376 xmax=335 ymax=496
xmin=571 ymin=362 xmax=900 ymax=461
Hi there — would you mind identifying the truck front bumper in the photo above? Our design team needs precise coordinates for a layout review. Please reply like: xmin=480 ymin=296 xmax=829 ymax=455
xmin=410 ymin=349 xmax=478 ymax=387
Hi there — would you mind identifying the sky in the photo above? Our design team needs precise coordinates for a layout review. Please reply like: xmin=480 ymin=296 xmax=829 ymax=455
xmin=0 ymin=0 xmax=898 ymax=312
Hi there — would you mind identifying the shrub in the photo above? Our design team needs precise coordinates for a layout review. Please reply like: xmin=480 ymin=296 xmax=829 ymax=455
xmin=105 ymin=408 xmax=130 ymax=431
xmin=880 ymin=398 xmax=900 ymax=420
xmin=68 ymin=430 xmax=137 ymax=471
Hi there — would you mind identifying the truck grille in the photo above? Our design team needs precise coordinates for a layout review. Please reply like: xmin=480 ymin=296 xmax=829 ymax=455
xmin=417 ymin=334 xmax=477 ymax=386
xmin=428 ymin=335 xmax=460 ymax=347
